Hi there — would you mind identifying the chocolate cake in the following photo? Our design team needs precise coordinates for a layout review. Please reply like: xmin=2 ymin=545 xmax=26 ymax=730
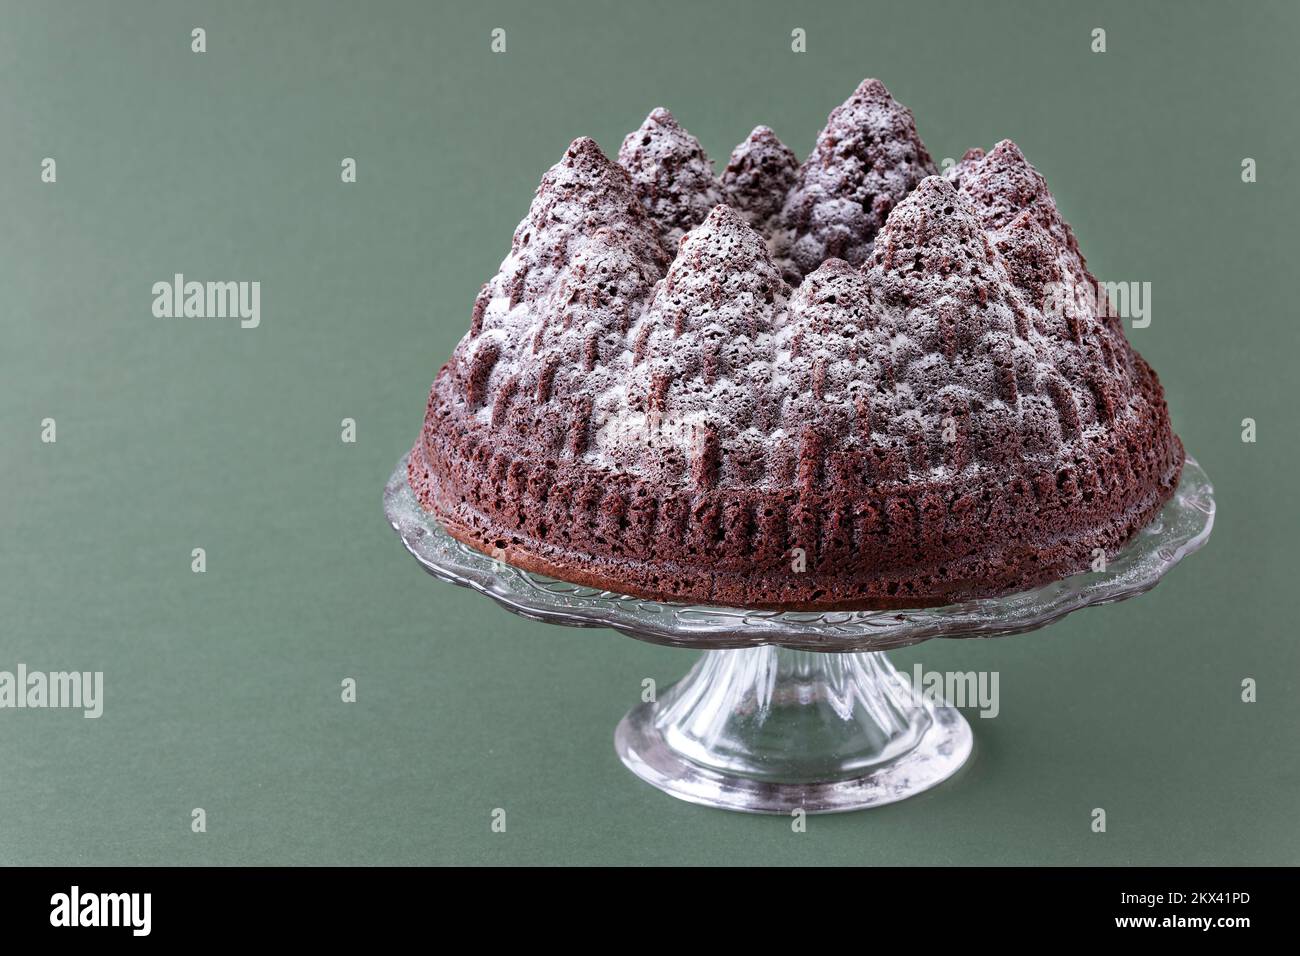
xmin=407 ymin=79 xmax=1183 ymax=609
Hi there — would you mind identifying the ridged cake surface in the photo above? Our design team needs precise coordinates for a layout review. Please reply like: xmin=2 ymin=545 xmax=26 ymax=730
xmin=409 ymin=80 xmax=1183 ymax=609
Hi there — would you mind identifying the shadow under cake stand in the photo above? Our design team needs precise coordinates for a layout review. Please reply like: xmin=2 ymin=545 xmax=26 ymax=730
xmin=384 ymin=455 xmax=1214 ymax=814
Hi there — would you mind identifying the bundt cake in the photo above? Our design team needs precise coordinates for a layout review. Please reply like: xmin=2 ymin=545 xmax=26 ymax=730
xmin=407 ymin=79 xmax=1184 ymax=610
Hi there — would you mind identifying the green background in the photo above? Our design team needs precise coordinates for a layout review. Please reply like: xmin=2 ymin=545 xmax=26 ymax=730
xmin=2 ymin=0 xmax=1296 ymax=866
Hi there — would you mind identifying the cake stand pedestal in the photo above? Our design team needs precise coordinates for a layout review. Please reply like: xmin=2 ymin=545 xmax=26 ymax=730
xmin=384 ymin=456 xmax=1213 ymax=814
xmin=614 ymin=645 xmax=970 ymax=813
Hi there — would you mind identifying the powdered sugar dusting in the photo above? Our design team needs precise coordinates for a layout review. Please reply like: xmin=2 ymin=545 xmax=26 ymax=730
xmin=435 ymin=83 xmax=1158 ymax=494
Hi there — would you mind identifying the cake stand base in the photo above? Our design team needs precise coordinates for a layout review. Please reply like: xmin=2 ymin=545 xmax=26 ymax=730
xmin=614 ymin=646 xmax=972 ymax=814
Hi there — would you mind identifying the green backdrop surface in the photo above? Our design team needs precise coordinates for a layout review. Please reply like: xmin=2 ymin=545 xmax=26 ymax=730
xmin=1 ymin=0 xmax=1297 ymax=865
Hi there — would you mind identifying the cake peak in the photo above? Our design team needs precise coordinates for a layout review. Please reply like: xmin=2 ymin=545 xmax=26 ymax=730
xmin=562 ymin=135 xmax=611 ymax=168
xmin=468 ymin=135 xmax=667 ymax=346
xmin=672 ymin=204 xmax=782 ymax=276
xmin=850 ymin=77 xmax=893 ymax=101
xmin=505 ymin=136 xmax=666 ymax=287
xmin=789 ymin=256 xmax=880 ymax=340
xmin=872 ymin=177 xmax=992 ymax=270
xmin=525 ymin=135 xmax=646 ymax=228
xmin=618 ymin=107 xmax=723 ymax=254
xmin=775 ymin=78 xmax=938 ymax=280
xmin=721 ymin=126 xmax=800 ymax=229
xmin=865 ymin=175 xmax=1019 ymax=321
xmin=946 ymin=138 xmax=1095 ymax=295
xmin=693 ymin=202 xmax=765 ymax=241
xmin=949 ymin=137 xmax=1053 ymax=230
xmin=644 ymin=106 xmax=680 ymax=128
xmin=987 ymin=138 xmax=1027 ymax=161
xmin=643 ymin=204 xmax=788 ymax=341
xmin=889 ymin=173 xmax=964 ymax=210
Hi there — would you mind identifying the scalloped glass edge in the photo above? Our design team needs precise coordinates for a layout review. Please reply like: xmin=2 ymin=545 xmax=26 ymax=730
xmin=384 ymin=453 xmax=1214 ymax=652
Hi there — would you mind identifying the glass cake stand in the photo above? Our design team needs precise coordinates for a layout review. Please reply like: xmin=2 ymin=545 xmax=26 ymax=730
xmin=384 ymin=454 xmax=1214 ymax=814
